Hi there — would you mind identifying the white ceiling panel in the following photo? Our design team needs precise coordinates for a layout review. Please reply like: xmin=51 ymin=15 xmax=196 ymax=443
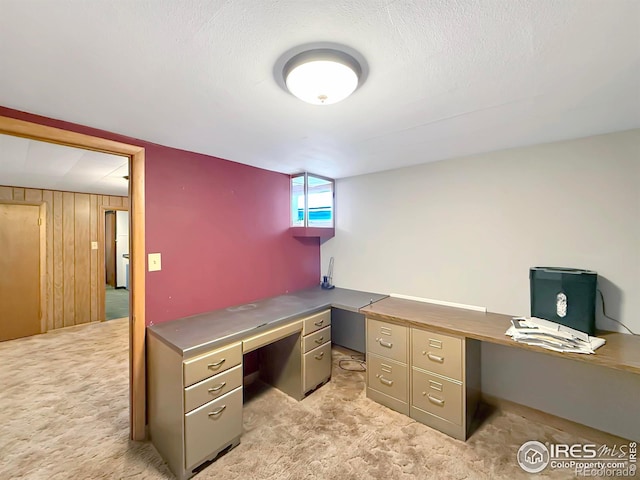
xmin=0 ymin=134 xmax=30 ymax=173
xmin=0 ymin=134 xmax=129 ymax=196
xmin=23 ymin=139 xmax=86 ymax=175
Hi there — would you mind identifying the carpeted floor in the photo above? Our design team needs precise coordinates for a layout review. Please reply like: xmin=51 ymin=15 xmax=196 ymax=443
xmin=0 ymin=319 xmax=626 ymax=480
xmin=105 ymin=285 xmax=129 ymax=320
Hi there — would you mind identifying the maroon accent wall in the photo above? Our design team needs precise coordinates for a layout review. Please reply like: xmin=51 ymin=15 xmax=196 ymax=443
xmin=0 ymin=107 xmax=321 ymax=325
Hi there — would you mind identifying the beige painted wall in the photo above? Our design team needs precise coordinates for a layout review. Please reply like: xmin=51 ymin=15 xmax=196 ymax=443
xmin=321 ymin=129 xmax=640 ymax=439
xmin=0 ymin=185 xmax=128 ymax=331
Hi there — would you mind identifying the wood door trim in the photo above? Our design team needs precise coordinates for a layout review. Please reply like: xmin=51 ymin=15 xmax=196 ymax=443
xmin=39 ymin=203 xmax=46 ymax=334
xmin=0 ymin=115 xmax=147 ymax=441
xmin=98 ymin=205 xmax=129 ymax=322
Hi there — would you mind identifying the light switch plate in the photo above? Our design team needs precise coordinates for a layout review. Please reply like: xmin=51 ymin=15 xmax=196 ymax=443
xmin=91 ymin=241 xmax=98 ymax=250
xmin=148 ymin=253 xmax=162 ymax=272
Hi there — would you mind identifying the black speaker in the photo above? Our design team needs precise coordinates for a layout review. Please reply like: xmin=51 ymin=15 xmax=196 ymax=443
xmin=529 ymin=267 xmax=597 ymax=335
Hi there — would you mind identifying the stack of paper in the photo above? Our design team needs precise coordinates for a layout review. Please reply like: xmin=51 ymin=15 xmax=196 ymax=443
xmin=505 ymin=317 xmax=606 ymax=354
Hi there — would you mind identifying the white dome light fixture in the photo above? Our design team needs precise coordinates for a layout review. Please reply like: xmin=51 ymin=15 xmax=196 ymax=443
xmin=283 ymin=49 xmax=363 ymax=106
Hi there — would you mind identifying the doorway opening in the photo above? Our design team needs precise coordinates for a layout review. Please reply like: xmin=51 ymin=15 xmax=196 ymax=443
xmin=104 ymin=208 xmax=130 ymax=321
xmin=0 ymin=114 xmax=146 ymax=441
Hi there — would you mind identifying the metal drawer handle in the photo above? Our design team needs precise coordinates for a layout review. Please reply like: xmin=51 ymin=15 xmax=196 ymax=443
xmin=314 ymin=337 xmax=324 ymax=344
xmin=314 ymin=320 xmax=324 ymax=327
xmin=377 ymin=375 xmax=393 ymax=387
xmin=314 ymin=352 xmax=324 ymax=360
xmin=426 ymin=394 xmax=445 ymax=406
xmin=208 ymin=382 xmax=226 ymax=393
xmin=207 ymin=358 xmax=226 ymax=369
xmin=377 ymin=338 xmax=393 ymax=348
xmin=208 ymin=405 xmax=226 ymax=416
xmin=426 ymin=353 xmax=444 ymax=363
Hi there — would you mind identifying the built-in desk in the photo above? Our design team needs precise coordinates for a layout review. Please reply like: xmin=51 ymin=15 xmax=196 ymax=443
xmin=360 ymin=297 xmax=640 ymax=440
xmin=146 ymin=287 xmax=387 ymax=480
xmin=148 ymin=287 xmax=387 ymax=358
xmin=360 ymin=297 xmax=640 ymax=375
xmin=148 ymin=290 xmax=639 ymax=478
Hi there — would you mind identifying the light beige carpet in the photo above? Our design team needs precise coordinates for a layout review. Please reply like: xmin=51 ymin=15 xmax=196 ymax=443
xmin=0 ymin=318 xmax=625 ymax=479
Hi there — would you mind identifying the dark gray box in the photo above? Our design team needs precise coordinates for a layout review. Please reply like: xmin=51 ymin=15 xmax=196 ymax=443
xmin=529 ymin=267 xmax=597 ymax=335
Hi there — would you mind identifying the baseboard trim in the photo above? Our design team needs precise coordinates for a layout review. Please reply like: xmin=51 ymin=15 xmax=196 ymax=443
xmin=480 ymin=393 xmax=631 ymax=443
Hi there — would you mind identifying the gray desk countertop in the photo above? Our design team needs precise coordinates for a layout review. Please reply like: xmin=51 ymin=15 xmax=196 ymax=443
xmin=147 ymin=286 xmax=387 ymax=358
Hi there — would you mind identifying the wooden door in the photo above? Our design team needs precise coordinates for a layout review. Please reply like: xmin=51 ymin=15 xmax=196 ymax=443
xmin=0 ymin=203 xmax=42 ymax=341
xmin=105 ymin=211 xmax=116 ymax=287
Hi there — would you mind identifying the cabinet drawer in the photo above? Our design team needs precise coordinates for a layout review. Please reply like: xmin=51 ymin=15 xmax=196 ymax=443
xmin=303 ymin=342 xmax=332 ymax=393
xmin=184 ymin=364 xmax=243 ymax=413
xmin=184 ymin=387 xmax=243 ymax=469
xmin=367 ymin=353 xmax=408 ymax=403
xmin=412 ymin=328 xmax=462 ymax=381
xmin=302 ymin=309 xmax=331 ymax=335
xmin=243 ymin=320 xmax=302 ymax=353
xmin=412 ymin=369 xmax=462 ymax=426
xmin=302 ymin=326 xmax=331 ymax=353
xmin=183 ymin=342 xmax=242 ymax=387
xmin=367 ymin=319 xmax=407 ymax=363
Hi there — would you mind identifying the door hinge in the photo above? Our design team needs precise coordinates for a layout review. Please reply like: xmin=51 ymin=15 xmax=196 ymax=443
xmin=38 ymin=217 xmax=42 ymax=226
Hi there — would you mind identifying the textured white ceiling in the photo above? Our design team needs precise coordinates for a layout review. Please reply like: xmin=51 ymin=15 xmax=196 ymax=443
xmin=0 ymin=0 xmax=638 ymax=180
xmin=0 ymin=134 xmax=129 ymax=196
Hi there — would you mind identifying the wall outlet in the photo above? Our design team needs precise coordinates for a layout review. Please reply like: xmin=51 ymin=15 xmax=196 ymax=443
xmin=148 ymin=253 xmax=162 ymax=272
xmin=91 ymin=241 xmax=98 ymax=250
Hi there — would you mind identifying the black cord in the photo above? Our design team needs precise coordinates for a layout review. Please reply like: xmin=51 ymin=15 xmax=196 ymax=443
xmin=338 ymin=354 xmax=366 ymax=372
xmin=598 ymin=289 xmax=637 ymax=335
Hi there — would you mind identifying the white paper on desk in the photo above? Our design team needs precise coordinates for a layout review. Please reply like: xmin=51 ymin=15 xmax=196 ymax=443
xmin=506 ymin=328 xmax=593 ymax=353
xmin=512 ymin=336 xmax=590 ymax=353
xmin=530 ymin=317 xmax=590 ymax=342
xmin=505 ymin=323 xmax=606 ymax=354
xmin=511 ymin=316 xmax=590 ymax=342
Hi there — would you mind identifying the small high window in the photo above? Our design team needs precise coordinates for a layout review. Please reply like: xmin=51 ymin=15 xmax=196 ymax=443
xmin=290 ymin=173 xmax=334 ymax=229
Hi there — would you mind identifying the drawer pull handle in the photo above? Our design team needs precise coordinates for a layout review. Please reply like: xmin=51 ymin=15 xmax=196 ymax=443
xmin=377 ymin=375 xmax=394 ymax=387
xmin=208 ymin=358 xmax=226 ymax=369
xmin=427 ymin=394 xmax=445 ymax=406
xmin=427 ymin=353 xmax=444 ymax=363
xmin=208 ymin=405 xmax=227 ymax=417
xmin=314 ymin=320 xmax=324 ymax=327
xmin=208 ymin=382 xmax=226 ymax=393
xmin=378 ymin=339 xmax=393 ymax=348
xmin=314 ymin=352 xmax=324 ymax=360
xmin=314 ymin=337 xmax=324 ymax=344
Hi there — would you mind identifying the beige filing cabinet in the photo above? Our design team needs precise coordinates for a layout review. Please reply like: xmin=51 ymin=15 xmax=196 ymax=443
xmin=366 ymin=318 xmax=410 ymax=415
xmin=147 ymin=336 xmax=243 ymax=480
xmin=410 ymin=327 xmax=480 ymax=440
xmin=365 ymin=318 xmax=480 ymax=440
xmin=301 ymin=310 xmax=332 ymax=395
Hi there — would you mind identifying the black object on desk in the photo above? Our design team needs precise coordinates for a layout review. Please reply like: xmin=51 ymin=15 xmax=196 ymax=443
xmin=530 ymin=266 xmax=597 ymax=335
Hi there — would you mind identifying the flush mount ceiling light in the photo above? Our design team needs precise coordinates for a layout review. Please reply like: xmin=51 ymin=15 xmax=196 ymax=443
xmin=283 ymin=48 xmax=363 ymax=105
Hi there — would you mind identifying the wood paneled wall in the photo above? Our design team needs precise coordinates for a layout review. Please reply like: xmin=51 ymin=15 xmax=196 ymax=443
xmin=0 ymin=185 xmax=128 ymax=331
